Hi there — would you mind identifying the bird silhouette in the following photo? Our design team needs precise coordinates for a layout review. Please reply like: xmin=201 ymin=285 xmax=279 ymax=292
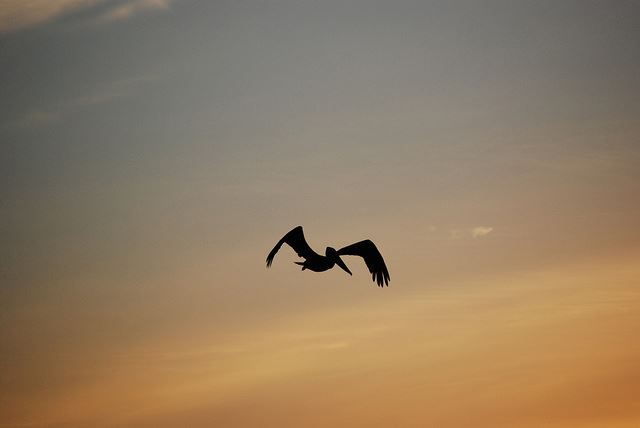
xmin=266 ymin=226 xmax=390 ymax=287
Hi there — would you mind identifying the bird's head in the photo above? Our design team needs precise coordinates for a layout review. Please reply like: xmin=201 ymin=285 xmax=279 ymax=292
xmin=326 ymin=247 xmax=352 ymax=276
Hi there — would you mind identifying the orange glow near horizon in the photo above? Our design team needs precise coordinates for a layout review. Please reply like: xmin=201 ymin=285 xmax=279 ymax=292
xmin=4 ymin=250 xmax=639 ymax=427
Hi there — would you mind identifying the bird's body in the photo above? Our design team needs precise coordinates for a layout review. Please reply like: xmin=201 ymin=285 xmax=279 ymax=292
xmin=294 ymin=247 xmax=340 ymax=272
xmin=266 ymin=226 xmax=390 ymax=287
xmin=294 ymin=256 xmax=332 ymax=272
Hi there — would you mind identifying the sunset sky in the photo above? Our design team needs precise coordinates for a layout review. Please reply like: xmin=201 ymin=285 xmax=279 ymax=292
xmin=1 ymin=1 xmax=640 ymax=427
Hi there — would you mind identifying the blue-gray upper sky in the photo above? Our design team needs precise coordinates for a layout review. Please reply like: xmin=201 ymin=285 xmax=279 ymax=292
xmin=3 ymin=0 xmax=639 ymax=278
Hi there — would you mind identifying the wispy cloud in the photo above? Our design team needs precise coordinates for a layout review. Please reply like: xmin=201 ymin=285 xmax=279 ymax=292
xmin=471 ymin=226 xmax=493 ymax=238
xmin=449 ymin=226 xmax=494 ymax=240
xmin=0 ymin=0 xmax=101 ymax=33
xmin=99 ymin=0 xmax=171 ymax=22
xmin=0 ymin=0 xmax=173 ymax=33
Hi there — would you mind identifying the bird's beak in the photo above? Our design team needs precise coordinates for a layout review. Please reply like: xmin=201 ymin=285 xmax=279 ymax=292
xmin=335 ymin=256 xmax=352 ymax=276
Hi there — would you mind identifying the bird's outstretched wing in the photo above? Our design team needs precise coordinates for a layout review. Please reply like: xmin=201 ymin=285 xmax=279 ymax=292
xmin=266 ymin=226 xmax=319 ymax=267
xmin=337 ymin=240 xmax=390 ymax=287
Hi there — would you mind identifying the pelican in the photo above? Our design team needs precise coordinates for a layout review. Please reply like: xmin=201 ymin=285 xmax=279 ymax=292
xmin=266 ymin=226 xmax=390 ymax=287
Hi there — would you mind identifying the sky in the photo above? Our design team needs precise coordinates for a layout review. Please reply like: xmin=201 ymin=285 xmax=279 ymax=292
xmin=1 ymin=1 xmax=640 ymax=426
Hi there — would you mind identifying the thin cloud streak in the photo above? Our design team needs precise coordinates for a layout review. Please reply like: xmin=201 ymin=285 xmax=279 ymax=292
xmin=0 ymin=0 xmax=105 ymax=33
xmin=18 ymin=75 xmax=159 ymax=127
xmin=0 ymin=0 xmax=173 ymax=33
xmin=99 ymin=0 xmax=171 ymax=23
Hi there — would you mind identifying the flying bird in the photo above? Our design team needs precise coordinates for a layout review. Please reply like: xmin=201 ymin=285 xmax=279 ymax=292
xmin=266 ymin=226 xmax=390 ymax=287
